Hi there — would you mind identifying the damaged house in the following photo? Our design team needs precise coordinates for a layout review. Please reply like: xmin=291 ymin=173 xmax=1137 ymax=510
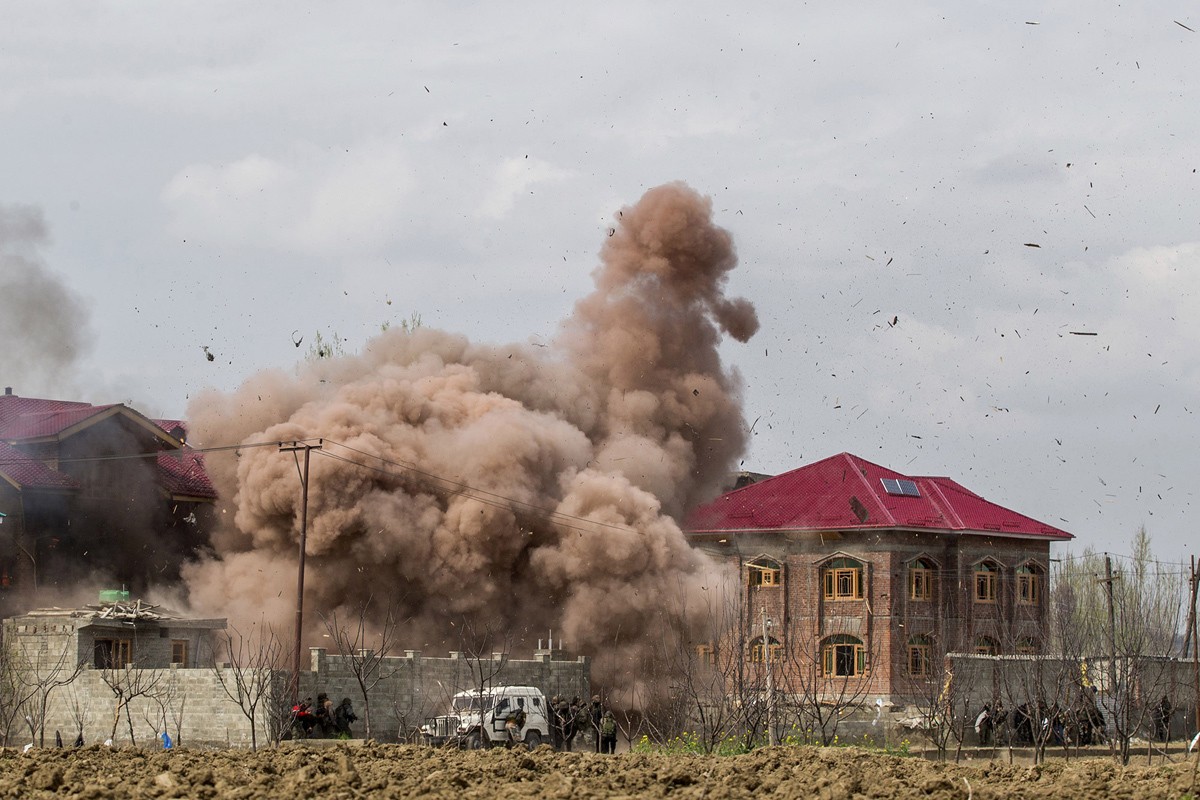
xmin=686 ymin=452 xmax=1074 ymax=702
xmin=0 ymin=388 xmax=215 ymax=613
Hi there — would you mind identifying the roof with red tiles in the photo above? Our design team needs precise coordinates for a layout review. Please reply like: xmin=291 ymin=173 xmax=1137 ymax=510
xmin=156 ymin=449 xmax=217 ymax=499
xmin=0 ymin=440 xmax=79 ymax=491
xmin=686 ymin=452 xmax=1072 ymax=541
xmin=0 ymin=392 xmax=215 ymax=500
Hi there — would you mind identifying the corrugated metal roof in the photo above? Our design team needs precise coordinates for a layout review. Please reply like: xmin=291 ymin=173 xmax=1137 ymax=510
xmin=686 ymin=452 xmax=1073 ymax=541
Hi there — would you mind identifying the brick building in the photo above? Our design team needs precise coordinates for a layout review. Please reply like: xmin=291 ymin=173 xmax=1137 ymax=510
xmin=0 ymin=388 xmax=216 ymax=611
xmin=685 ymin=452 xmax=1074 ymax=702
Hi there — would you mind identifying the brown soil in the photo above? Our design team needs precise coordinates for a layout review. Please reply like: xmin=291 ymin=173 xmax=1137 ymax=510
xmin=1 ymin=743 xmax=1197 ymax=799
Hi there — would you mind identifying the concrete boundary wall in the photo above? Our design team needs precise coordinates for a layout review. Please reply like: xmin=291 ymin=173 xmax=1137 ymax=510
xmin=29 ymin=649 xmax=590 ymax=748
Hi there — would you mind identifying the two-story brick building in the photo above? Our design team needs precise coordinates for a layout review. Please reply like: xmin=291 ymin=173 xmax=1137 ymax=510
xmin=0 ymin=388 xmax=216 ymax=612
xmin=685 ymin=452 xmax=1073 ymax=701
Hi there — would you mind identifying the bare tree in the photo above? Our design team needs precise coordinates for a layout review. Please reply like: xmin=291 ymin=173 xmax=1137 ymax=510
xmin=64 ymin=685 xmax=92 ymax=746
xmin=211 ymin=621 xmax=288 ymax=750
xmin=0 ymin=634 xmax=34 ymax=746
xmin=13 ymin=634 xmax=85 ymax=747
xmin=642 ymin=573 xmax=751 ymax=753
xmin=453 ymin=614 xmax=513 ymax=749
xmin=321 ymin=596 xmax=399 ymax=739
xmin=1054 ymin=531 xmax=1186 ymax=764
xmin=778 ymin=620 xmax=880 ymax=747
xmin=101 ymin=664 xmax=164 ymax=745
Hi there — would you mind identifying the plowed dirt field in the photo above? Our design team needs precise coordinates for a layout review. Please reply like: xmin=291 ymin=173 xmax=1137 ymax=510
xmin=1 ymin=742 xmax=1197 ymax=799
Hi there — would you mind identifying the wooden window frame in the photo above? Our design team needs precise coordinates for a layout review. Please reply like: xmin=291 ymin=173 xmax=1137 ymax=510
xmin=821 ymin=636 xmax=867 ymax=677
xmin=909 ymin=563 xmax=933 ymax=601
xmin=1016 ymin=568 xmax=1041 ymax=605
xmin=95 ymin=638 xmax=132 ymax=669
xmin=974 ymin=637 xmax=998 ymax=656
xmin=822 ymin=559 xmax=864 ymax=601
xmin=974 ymin=565 xmax=998 ymax=604
xmin=748 ymin=639 xmax=782 ymax=664
xmin=907 ymin=641 xmax=931 ymax=677
xmin=171 ymin=639 xmax=189 ymax=666
xmin=746 ymin=562 xmax=782 ymax=587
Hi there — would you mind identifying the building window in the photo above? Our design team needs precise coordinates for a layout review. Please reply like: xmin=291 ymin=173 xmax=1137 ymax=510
xmin=171 ymin=640 xmax=189 ymax=666
xmin=748 ymin=637 xmax=782 ymax=663
xmin=974 ymin=562 xmax=998 ymax=604
xmin=907 ymin=636 xmax=932 ymax=677
xmin=696 ymin=643 xmax=716 ymax=666
xmin=1016 ymin=565 xmax=1041 ymax=605
xmin=822 ymin=558 xmax=864 ymax=601
xmin=746 ymin=558 xmax=782 ymax=587
xmin=909 ymin=559 xmax=934 ymax=601
xmin=974 ymin=636 xmax=999 ymax=656
xmin=94 ymin=638 xmax=132 ymax=669
xmin=1015 ymin=637 xmax=1038 ymax=655
xmin=821 ymin=635 xmax=867 ymax=677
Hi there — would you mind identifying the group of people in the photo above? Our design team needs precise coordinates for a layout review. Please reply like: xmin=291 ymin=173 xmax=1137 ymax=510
xmin=292 ymin=692 xmax=358 ymax=739
xmin=973 ymin=697 xmax=1106 ymax=748
xmin=547 ymin=695 xmax=618 ymax=753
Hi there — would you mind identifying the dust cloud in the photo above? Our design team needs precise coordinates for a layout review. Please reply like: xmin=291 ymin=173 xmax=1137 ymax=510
xmin=182 ymin=182 xmax=758 ymax=691
xmin=0 ymin=205 xmax=90 ymax=396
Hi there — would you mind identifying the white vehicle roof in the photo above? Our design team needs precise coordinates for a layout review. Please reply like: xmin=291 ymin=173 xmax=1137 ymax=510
xmin=452 ymin=685 xmax=542 ymax=697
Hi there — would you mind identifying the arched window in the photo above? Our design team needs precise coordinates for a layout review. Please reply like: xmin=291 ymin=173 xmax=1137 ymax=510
xmin=748 ymin=637 xmax=782 ymax=663
xmin=974 ymin=562 xmax=998 ymax=604
xmin=909 ymin=558 xmax=934 ymax=601
xmin=907 ymin=635 xmax=933 ymax=676
xmin=745 ymin=557 xmax=782 ymax=587
xmin=1016 ymin=564 xmax=1041 ymax=605
xmin=822 ymin=557 xmax=864 ymax=601
xmin=821 ymin=634 xmax=867 ymax=677
xmin=974 ymin=636 xmax=999 ymax=656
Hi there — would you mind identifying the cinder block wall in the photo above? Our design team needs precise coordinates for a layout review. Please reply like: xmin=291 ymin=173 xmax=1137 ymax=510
xmin=298 ymin=649 xmax=592 ymax=740
xmin=29 ymin=649 xmax=590 ymax=748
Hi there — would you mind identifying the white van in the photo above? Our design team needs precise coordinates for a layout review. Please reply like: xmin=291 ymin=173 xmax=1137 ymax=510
xmin=422 ymin=685 xmax=551 ymax=749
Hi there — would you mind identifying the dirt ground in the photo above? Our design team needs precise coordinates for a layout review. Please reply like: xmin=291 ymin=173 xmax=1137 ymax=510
xmin=0 ymin=742 xmax=1198 ymax=799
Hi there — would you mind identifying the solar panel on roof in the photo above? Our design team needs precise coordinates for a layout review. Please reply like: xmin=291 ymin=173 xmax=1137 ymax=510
xmin=881 ymin=478 xmax=920 ymax=497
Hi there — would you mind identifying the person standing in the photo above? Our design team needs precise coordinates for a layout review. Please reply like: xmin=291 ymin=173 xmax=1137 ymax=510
xmin=600 ymin=710 xmax=618 ymax=754
xmin=334 ymin=697 xmax=358 ymax=737
xmin=590 ymin=695 xmax=603 ymax=752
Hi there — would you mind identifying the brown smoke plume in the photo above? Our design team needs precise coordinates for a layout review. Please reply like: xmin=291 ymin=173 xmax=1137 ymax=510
xmin=0 ymin=205 xmax=90 ymax=395
xmin=182 ymin=182 xmax=758 ymax=691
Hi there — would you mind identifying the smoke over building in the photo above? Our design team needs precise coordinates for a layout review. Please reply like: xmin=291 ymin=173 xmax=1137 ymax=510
xmin=182 ymin=182 xmax=759 ymax=689
xmin=0 ymin=205 xmax=90 ymax=398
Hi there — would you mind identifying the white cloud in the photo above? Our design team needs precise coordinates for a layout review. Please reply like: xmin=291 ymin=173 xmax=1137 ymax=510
xmin=478 ymin=157 xmax=574 ymax=220
xmin=161 ymin=143 xmax=415 ymax=255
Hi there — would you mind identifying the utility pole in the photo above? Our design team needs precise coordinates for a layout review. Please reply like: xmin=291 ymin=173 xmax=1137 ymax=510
xmin=1099 ymin=554 xmax=1120 ymax=752
xmin=1189 ymin=555 xmax=1199 ymax=746
xmin=761 ymin=606 xmax=777 ymax=746
xmin=281 ymin=439 xmax=322 ymax=706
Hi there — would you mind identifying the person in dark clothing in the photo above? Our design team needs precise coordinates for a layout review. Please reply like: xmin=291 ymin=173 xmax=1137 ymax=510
xmin=590 ymin=695 xmax=603 ymax=752
xmin=549 ymin=696 xmax=565 ymax=750
xmin=293 ymin=697 xmax=316 ymax=738
xmin=334 ymin=697 xmax=358 ymax=737
xmin=564 ymin=697 xmax=583 ymax=752
xmin=600 ymin=710 xmax=618 ymax=754
xmin=314 ymin=693 xmax=335 ymax=737
xmin=1152 ymin=696 xmax=1172 ymax=742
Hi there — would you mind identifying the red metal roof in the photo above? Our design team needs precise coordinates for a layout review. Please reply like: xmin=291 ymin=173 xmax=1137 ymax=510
xmin=156 ymin=449 xmax=217 ymax=500
xmin=0 ymin=440 xmax=78 ymax=491
xmin=686 ymin=452 xmax=1073 ymax=541
xmin=0 ymin=392 xmax=214 ymax=500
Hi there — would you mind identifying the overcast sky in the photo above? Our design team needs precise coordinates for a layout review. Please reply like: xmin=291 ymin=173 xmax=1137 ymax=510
xmin=2 ymin=2 xmax=1197 ymax=563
